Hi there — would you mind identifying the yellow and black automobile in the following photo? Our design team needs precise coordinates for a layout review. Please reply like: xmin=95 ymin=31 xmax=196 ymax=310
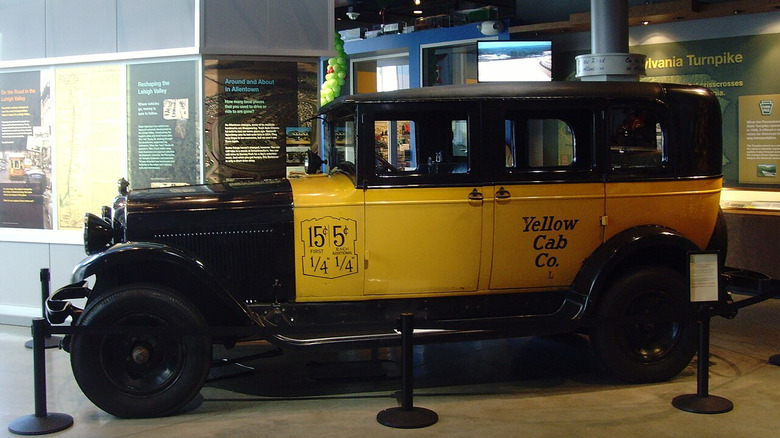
xmin=49 ymin=81 xmax=725 ymax=418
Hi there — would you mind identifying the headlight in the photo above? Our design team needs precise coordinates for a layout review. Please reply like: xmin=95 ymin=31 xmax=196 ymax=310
xmin=304 ymin=150 xmax=327 ymax=174
xmin=83 ymin=213 xmax=113 ymax=255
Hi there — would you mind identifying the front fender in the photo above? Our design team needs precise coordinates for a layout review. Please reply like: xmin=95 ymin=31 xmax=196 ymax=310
xmin=70 ymin=241 xmax=255 ymax=326
xmin=72 ymin=241 xmax=198 ymax=282
xmin=571 ymin=225 xmax=700 ymax=318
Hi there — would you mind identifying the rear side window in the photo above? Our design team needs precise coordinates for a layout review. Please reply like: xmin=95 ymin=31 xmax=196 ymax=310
xmin=608 ymin=107 xmax=665 ymax=170
xmin=506 ymin=118 xmax=576 ymax=169
xmin=501 ymin=108 xmax=594 ymax=182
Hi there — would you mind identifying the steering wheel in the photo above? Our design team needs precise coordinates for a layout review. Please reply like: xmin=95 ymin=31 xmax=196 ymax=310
xmin=329 ymin=161 xmax=356 ymax=175
xmin=375 ymin=154 xmax=398 ymax=174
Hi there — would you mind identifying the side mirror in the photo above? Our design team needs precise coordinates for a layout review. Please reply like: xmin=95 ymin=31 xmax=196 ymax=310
xmin=304 ymin=150 xmax=327 ymax=174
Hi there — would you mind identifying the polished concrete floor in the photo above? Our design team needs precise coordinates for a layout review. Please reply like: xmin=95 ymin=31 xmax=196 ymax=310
xmin=2 ymin=294 xmax=780 ymax=437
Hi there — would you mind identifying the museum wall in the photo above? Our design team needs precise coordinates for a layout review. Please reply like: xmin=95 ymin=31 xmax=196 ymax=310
xmin=0 ymin=0 xmax=334 ymax=325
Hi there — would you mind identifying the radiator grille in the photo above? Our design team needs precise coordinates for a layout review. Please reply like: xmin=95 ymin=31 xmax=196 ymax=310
xmin=154 ymin=227 xmax=278 ymax=294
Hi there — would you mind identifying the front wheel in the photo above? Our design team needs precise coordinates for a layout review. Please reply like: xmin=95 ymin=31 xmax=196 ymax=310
xmin=590 ymin=267 xmax=697 ymax=383
xmin=70 ymin=284 xmax=212 ymax=418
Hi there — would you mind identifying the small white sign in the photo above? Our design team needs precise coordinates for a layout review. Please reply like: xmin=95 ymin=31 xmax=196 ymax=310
xmin=689 ymin=252 xmax=720 ymax=303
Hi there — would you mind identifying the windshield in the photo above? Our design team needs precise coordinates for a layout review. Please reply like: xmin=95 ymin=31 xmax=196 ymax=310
xmin=325 ymin=116 xmax=357 ymax=175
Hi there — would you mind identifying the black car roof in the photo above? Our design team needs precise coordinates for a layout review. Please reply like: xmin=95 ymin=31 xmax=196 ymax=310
xmin=318 ymin=81 xmax=707 ymax=113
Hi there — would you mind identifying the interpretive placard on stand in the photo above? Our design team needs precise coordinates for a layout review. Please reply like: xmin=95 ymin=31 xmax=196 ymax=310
xmin=689 ymin=251 xmax=720 ymax=303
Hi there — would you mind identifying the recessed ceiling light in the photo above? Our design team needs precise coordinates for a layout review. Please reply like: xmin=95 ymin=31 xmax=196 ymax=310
xmin=414 ymin=9 xmax=423 ymax=14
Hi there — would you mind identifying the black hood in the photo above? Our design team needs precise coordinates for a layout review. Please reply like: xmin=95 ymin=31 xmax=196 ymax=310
xmin=124 ymin=179 xmax=293 ymax=238
xmin=127 ymin=179 xmax=293 ymax=214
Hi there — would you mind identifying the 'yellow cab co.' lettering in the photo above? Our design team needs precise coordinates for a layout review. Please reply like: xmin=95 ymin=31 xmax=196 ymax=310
xmin=522 ymin=216 xmax=579 ymax=270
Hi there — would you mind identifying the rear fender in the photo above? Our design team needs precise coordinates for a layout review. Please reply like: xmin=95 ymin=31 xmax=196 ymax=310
xmin=571 ymin=225 xmax=700 ymax=319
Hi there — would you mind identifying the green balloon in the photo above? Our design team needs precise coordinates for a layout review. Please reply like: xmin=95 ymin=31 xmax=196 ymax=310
xmin=337 ymin=71 xmax=346 ymax=79
xmin=337 ymin=56 xmax=347 ymax=66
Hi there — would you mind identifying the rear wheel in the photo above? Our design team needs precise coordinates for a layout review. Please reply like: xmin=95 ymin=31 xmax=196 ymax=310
xmin=70 ymin=284 xmax=212 ymax=418
xmin=590 ymin=267 xmax=696 ymax=383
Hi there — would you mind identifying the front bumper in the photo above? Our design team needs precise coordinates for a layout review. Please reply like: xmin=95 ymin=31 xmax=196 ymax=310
xmin=45 ymin=281 xmax=90 ymax=324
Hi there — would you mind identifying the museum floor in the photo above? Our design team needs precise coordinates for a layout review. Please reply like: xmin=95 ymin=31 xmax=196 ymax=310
xmin=2 ymin=294 xmax=780 ymax=438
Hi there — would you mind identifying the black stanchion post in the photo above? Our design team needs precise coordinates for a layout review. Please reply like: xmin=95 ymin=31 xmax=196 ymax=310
xmin=673 ymin=251 xmax=733 ymax=414
xmin=8 ymin=318 xmax=74 ymax=435
xmin=25 ymin=269 xmax=62 ymax=350
xmin=377 ymin=313 xmax=438 ymax=429
xmin=672 ymin=306 xmax=733 ymax=414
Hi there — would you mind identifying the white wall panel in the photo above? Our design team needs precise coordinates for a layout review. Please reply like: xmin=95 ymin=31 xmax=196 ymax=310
xmin=0 ymin=0 xmax=46 ymax=61
xmin=45 ymin=0 xmax=118 ymax=57
xmin=203 ymin=0 xmax=335 ymax=56
xmin=117 ymin=0 xmax=196 ymax=52
xmin=0 ymin=241 xmax=83 ymax=325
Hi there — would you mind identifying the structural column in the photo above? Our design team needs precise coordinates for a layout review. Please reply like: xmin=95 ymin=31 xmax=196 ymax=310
xmin=576 ymin=0 xmax=645 ymax=81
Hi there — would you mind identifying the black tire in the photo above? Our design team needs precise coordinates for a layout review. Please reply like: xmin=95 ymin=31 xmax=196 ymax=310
xmin=70 ymin=284 xmax=212 ymax=418
xmin=590 ymin=267 xmax=697 ymax=383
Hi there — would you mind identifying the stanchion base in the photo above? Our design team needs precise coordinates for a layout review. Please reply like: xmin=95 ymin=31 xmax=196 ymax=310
xmin=24 ymin=336 xmax=62 ymax=350
xmin=769 ymin=354 xmax=780 ymax=366
xmin=8 ymin=412 xmax=73 ymax=435
xmin=672 ymin=394 xmax=733 ymax=414
xmin=377 ymin=407 xmax=438 ymax=429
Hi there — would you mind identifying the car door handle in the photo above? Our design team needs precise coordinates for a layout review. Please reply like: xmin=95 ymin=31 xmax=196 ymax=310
xmin=468 ymin=188 xmax=484 ymax=201
xmin=496 ymin=187 xmax=511 ymax=199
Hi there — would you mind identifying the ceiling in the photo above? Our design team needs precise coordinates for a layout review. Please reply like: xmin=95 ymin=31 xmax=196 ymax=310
xmin=334 ymin=0 xmax=779 ymax=32
xmin=334 ymin=0 xmax=517 ymax=30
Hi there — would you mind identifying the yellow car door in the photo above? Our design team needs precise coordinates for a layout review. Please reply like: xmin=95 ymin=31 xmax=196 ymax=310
xmin=488 ymin=112 xmax=604 ymax=290
xmin=364 ymin=185 xmax=484 ymax=295
xmin=361 ymin=108 xmax=484 ymax=296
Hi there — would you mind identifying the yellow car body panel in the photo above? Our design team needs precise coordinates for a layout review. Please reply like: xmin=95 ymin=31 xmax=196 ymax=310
xmin=290 ymin=173 xmax=365 ymax=301
xmin=489 ymin=182 xmax=605 ymax=290
xmin=604 ymin=178 xmax=722 ymax=248
xmin=363 ymin=185 xmax=485 ymax=296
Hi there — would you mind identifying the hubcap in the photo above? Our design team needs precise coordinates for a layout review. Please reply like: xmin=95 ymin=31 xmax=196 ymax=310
xmin=623 ymin=291 xmax=679 ymax=363
xmin=132 ymin=345 xmax=151 ymax=365
xmin=99 ymin=314 xmax=186 ymax=395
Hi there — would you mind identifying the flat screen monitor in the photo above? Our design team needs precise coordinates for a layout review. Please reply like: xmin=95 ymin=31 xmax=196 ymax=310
xmin=477 ymin=40 xmax=552 ymax=82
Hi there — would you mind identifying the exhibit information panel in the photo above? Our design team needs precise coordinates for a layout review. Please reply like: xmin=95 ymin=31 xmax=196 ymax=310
xmin=203 ymin=59 xmax=319 ymax=182
xmin=739 ymin=94 xmax=780 ymax=185
xmin=128 ymin=61 xmax=200 ymax=189
xmin=54 ymin=66 xmax=125 ymax=230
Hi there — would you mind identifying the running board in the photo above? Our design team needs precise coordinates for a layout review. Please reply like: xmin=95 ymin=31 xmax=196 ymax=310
xmin=269 ymin=328 xmax=490 ymax=349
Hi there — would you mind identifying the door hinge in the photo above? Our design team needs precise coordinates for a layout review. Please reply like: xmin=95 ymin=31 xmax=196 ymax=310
xmin=600 ymin=215 xmax=609 ymax=226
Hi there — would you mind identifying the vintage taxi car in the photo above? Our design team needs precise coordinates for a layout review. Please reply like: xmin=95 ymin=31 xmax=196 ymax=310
xmin=48 ymin=81 xmax=724 ymax=418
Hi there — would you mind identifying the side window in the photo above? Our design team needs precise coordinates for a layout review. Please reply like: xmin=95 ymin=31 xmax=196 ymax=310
xmin=505 ymin=117 xmax=577 ymax=169
xmin=608 ymin=107 xmax=665 ymax=170
xmin=374 ymin=120 xmax=413 ymax=171
xmin=373 ymin=112 xmax=469 ymax=177
xmin=332 ymin=119 xmax=356 ymax=165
